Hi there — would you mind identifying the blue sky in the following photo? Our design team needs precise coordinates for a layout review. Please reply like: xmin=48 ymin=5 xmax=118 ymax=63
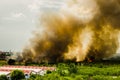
xmin=0 ymin=0 xmax=64 ymax=51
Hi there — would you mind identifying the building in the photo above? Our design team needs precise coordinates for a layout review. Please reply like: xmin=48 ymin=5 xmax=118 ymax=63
xmin=0 ymin=51 xmax=12 ymax=60
xmin=0 ymin=66 xmax=56 ymax=79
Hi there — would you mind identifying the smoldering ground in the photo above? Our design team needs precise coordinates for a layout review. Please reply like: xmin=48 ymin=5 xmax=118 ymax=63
xmin=22 ymin=0 xmax=120 ymax=63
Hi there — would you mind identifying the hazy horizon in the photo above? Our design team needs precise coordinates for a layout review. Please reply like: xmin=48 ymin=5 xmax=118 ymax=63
xmin=0 ymin=0 xmax=63 ymax=52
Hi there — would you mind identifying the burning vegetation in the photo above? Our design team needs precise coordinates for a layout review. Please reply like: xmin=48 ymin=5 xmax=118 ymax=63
xmin=22 ymin=0 xmax=120 ymax=63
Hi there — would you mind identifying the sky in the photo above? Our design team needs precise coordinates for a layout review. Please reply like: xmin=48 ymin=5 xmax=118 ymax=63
xmin=0 ymin=0 xmax=64 ymax=52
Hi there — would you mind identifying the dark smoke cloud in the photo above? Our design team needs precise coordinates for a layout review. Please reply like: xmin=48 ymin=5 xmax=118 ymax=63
xmin=22 ymin=13 xmax=85 ymax=63
xmin=22 ymin=0 xmax=120 ymax=63
xmin=94 ymin=0 xmax=120 ymax=28
xmin=87 ymin=0 xmax=120 ymax=59
xmin=87 ymin=25 xmax=119 ymax=60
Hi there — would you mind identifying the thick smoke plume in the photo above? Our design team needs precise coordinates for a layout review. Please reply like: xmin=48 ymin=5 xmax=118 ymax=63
xmin=22 ymin=0 xmax=120 ymax=63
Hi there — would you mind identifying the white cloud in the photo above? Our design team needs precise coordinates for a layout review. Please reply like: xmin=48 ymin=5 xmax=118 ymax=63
xmin=11 ymin=12 xmax=25 ymax=18
xmin=3 ymin=12 xmax=26 ymax=21
xmin=28 ymin=3 xmax=40 ymax=12
xmin=28 ymin=0 xmax=64 ymax=13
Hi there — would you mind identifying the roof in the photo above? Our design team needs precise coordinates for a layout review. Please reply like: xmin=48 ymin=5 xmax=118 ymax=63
xmin=0 ymin=66 xmax=56 ymax=75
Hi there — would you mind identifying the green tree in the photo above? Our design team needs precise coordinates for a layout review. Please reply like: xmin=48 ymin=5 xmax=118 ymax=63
xmin=0 ymin=75 xmax=8 ymax=80
xmin=10 ymin=70 xmax=25 ymax=80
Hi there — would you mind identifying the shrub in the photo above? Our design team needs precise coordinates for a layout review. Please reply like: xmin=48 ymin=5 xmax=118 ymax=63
xmin=68 ymin=63 xmax=78 ymax=73
xmin=7 ymin=59 xmax=16 ymax=65
xmin=75 ymin=76 xmax=83 ymax=80
xmin=46 ymin=70 xmax=52 ymax=74
xmin=10 ymin=70 xmax=25 ymax=80
xmin=29 ymin=74 xmax=37 ymax=79
xmin=0 ymin=75 xmax=8 ymax=80
xmin=34 ymin=76 xmax=43 ymax=80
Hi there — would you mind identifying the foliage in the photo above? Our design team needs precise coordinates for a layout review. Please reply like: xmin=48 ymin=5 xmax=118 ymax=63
xmin=27 ymin=62 xmax=120 ymax=80
xmin=10 ymin=70 xmax=25 ymax=80
xmin=68 ymin=63 xmax=78 ymax=73
xmin=46 ymin=70 xmax=52 ymax=74
xmin=0 ymin=62 xmax=119 ymax=80
xmin=0 ymin=75 xmax=8 ymax=80
xmin=7 ymin=59 xmax=16 ymax=65
xmin=30 ymin=74 xmax=36 ymax=79
xmin=0 ymin=60 xmax=7 ymax=66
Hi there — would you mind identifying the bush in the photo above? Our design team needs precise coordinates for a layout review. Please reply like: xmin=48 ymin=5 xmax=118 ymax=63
xmin=0 ymin=75 xmax=8 ymax=80
xmin=7 ymin=59 xmax=16 ymax=65
xmin=34 ymin=76 xmax=43 ymax=80
xmin=10 ymin=70 xmax=25 ymax=80
xmin=30 ymin=74 xmax=36 ymax=79
xmin=75 ymin=76 xmax=83 ymax=80
xmin=68 ymin=63 xmax=78 ymax=74
xmin=46 ymin=70 xmax=52 ymax=74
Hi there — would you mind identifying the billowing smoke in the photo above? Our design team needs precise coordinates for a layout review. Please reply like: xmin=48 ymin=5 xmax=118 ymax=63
xmin=87 ymin=0 xmax=120 ymax=59
xmin=22 ymin=0 xmax=120 ymax=63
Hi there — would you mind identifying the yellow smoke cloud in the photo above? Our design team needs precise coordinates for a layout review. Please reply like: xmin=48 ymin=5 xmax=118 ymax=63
xmin=62 ymin=0 xmax=99 ymax=23
xmin=22 ymin=0 xmax=120 ymax=63
xmin=64 ymin=26 xmax=93 ymax=62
